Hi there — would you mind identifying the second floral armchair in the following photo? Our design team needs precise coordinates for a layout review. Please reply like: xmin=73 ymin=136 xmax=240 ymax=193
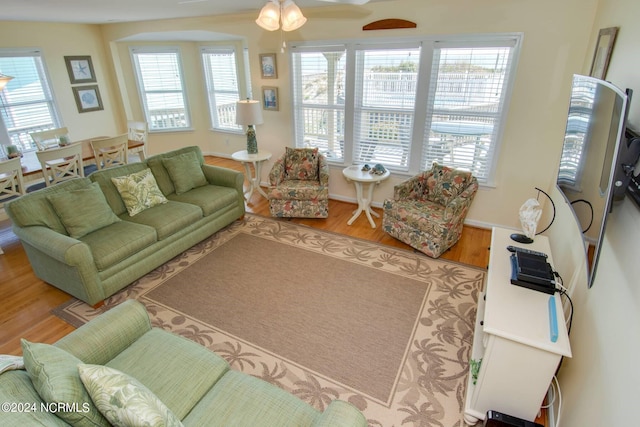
xmin=267 ymin=147 xmax=329 ymax=218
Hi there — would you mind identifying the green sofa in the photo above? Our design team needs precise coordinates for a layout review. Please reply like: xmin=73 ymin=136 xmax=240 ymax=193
xmin=0 ymin=300 xmax=367 ymax=426
xmin=5 ymin=146 xmax=245 ymax=306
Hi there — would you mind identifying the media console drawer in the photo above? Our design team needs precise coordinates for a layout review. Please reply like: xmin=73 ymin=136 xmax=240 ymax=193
xmin=463 ymin=227 xmax=571 ymax=425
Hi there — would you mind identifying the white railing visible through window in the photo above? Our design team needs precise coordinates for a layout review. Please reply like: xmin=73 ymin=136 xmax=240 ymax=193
xmin=0 ymin=49 xmax=62 ymax=152
xmin=201 ymin=47 xmax=242 ymax=132
xmin=130 ymin=47 xmax=191 ymax=131
xmin=290 ymin=35 xmax=521 ymax=184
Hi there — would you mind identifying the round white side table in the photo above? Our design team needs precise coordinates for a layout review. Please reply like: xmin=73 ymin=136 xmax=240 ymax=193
xmin=231 ymin=150 xmax=272 ymax=201
xmin=342 ymin=165 xmax=391 ymax=228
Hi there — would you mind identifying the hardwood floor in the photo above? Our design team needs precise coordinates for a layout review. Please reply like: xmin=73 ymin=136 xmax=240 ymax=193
xmin=0 ymin=155 xmax=491 ymax=353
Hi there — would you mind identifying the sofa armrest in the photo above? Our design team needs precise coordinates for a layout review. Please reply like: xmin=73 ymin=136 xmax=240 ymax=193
xmin=202 ymin=164 xmax=246 ymax=210
xmin=13 ymin=225 xmax=90 ymax=265
xmin=55 ymin=300 xmax=152 ymax=365
xmin=311 ymin=400 xmax=367 ymax=427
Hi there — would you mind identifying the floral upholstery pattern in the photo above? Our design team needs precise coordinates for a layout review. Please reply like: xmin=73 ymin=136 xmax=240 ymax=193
xmin=382 ymin=163 xmax=478 ymax=258
xmin=268 ymin=148 xmax=329 ymax=218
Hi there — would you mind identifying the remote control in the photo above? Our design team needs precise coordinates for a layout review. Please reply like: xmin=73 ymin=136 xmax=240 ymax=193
xmin=506 ymin=245 xmax=548 ymax=258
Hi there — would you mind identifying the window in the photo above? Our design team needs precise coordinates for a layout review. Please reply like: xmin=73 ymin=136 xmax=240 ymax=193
xmin=201 ymin=47 xmax=242 ymax=132
xmin=131 ymin=47 xmax=190 ymax=131
xmin=290 ymin=35 xmax=520 ymax=184
xmin=0 ymin=49 xmax=62 ymax=152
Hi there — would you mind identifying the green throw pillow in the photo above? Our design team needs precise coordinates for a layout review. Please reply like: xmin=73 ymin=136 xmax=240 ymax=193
xmin=111 ymin=168 xmax=168 ymax=217
xmin=21 ymin=340 xmax=110 ymax=427
xmin=161 ymin=151 xmax=208 ymax=195
xmin=78 ymin=364 xmax=184 ymax=427
xmin=47 ymin=182 xmax=121 ymax=239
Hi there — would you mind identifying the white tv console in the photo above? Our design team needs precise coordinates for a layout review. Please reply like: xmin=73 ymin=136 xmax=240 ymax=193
xmin=463 ymin=227 xmax=572 ymax=425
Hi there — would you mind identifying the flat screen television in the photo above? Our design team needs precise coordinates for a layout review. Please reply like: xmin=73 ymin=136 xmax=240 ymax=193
xmin=556 ymin=74 xmax=630 ymax=288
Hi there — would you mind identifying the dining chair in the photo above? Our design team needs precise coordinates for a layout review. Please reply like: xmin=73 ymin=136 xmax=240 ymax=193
xmin=36 ymin=143 xmax=84 ymax=187
xmin=29 ymin=127 xmax=70 ymax=151
xmin=91 ymin=134 xmax=129 ymax=170
xmin=0 ymin=157 xmax=25 ymax=206
xmin=127 ymin=120 xmax=148 ymax=161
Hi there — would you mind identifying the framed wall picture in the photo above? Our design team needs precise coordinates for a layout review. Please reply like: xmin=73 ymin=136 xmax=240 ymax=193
xmin=72 ymin=85 xmax=103 ymax=113
xmin=64 ymin=55 xmax=97 ymax=84
xmin=262 ymin=86 xmax=279 ymax=111
xmin=259 ymin=53 xmax=277 ymax=79
xmin=589 ymin=27 xmax=619 ymax=80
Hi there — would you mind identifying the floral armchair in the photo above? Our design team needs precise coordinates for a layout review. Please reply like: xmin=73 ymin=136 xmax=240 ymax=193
xmin=382 ymin=163 xmax=478 ymax=258
xmin=267 ymin=147 xmax=329 ymax=218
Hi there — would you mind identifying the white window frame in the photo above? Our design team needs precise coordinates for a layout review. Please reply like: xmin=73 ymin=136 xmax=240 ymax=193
xmin=200 ymin=43 xmax=250 ymax=133
xmin=289 ymin=34 xmax=522 ymax=185
xmin=130 ymin=46 xmax=191 ymax=132
xmin=0 ymin=48 xmax=62 ymax=151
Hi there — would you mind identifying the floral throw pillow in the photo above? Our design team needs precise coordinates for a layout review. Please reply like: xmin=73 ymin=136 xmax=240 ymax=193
xmin=111 ymin=168 xmax=168 ymax=217
xmin=284 ymin=147 xmax=319 ymax=181
xmin=78 ymin=364 xmax=184 ymax=427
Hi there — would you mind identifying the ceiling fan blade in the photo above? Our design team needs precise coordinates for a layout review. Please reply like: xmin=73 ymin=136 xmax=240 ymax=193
xmin=316 ymin=0 xmax=371 ymax=5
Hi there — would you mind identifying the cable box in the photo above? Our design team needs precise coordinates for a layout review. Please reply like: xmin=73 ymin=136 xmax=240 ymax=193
xmin=510 ymin=252 xmax=556 ymax=294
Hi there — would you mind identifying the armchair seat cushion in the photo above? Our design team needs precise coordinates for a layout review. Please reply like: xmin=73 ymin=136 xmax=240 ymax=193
xmin=383 ymin=199 xmax=448 ymax=238
xmin=268 ymin=180 xmax=328 ymax=200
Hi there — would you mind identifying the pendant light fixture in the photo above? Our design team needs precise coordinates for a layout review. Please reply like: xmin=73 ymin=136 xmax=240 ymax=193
xmin=256 ymin=0 xmax=307 ymax=32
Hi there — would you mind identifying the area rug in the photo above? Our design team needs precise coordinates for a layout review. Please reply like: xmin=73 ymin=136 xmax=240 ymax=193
xmin=53 ymin=214 xmax=485 ymax=427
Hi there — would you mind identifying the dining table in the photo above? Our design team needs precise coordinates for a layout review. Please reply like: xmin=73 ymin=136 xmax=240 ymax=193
xmin=19 ymin=137 xmax=145 ymax=182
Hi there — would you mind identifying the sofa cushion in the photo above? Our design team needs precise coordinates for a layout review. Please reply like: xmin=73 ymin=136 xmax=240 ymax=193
xmin=285 ymin=147 xmax=320 ymax=181
xmin=162 ymin=151 xmax=208 ymax=195
xmin=79 ymin=221 xmax=157 ymax=271
xmin=78 ymin=364 xmax=184 ymax=427
xmin=106 ymin=328 xmax=229 ymax=420
xmin=21 ymin=340 xmax=110 ymax=427
xmin=167 ymin=184 xmax=239 ymax=217
xmin=5 ymin=178 xmax=92 ymax=235
xmin=110 ymin=168 xmax=168 ymax=216
xmin=146 ymin=146 xmax=205 ymax=196
xmin=47 ymin=182 xmax=121 ymax=239
xmin=181 ymin=370 xmax=318 ymax=427
xmin=119 ymin=200 xmax=202 ymax=240
xmin=89 ymin=162 xmax=149 ymax=216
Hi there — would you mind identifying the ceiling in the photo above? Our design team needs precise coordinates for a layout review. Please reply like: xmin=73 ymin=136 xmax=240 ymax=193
xmin=0 ymin=0 xmax=386 ymax=25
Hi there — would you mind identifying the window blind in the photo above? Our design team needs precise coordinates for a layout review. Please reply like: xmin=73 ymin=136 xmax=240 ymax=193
xmin=201 ymin=47 xmax=241 ymax=131
xmin=131 ymin=48 xmax=190 ymax=131
xmin=422 ymin=43 xmax=516 ymax=182
xmin=291 ymin=48 xmax=347 ymax=162
xmin=353 ymin=46 xmax=420 ymax=170
xmin=0 ymin=50 xmax=61 ymax=151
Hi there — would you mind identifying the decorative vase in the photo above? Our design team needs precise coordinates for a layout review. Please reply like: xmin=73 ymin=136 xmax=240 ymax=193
xmin=246 ymin=125 xmax=258 ymax=154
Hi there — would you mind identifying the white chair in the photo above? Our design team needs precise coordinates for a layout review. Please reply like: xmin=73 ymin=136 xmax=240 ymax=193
xmin=36 ymin=143 xmax=84 ymax=187
xmin=127 ymin=120 xmax=148 ymax=161
xmin=91 ymin=134 xmax=129 ymax=170
xmin=30 ymin=127 xmax=70 ymax=151
xmin=0 ymin=157 xmax=25 ymax=205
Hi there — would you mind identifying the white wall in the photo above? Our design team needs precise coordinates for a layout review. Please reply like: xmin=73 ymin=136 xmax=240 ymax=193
xmin=557 ymin=0 xmax=640 ymax=425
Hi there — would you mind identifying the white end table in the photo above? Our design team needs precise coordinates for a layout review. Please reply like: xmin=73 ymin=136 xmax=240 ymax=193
xmin=342 ymin=165 xmax=391 ymax=228
xmin=231 ymin=150 xmax=272 ymax=201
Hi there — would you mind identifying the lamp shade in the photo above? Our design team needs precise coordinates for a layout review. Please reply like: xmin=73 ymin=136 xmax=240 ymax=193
xmin=281 ymin=0 xmax=307 ymax=31
xmin=256 ymin=0 xmax=280 ymax=31
xmin=0 ymin=73 xmax=14 ymax=91
xmin=236 ymin=99 xmax=264 ymax=126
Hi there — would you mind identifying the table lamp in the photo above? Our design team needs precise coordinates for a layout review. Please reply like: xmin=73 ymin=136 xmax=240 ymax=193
xmin=236 ymin=99 xmax=263 ymax=154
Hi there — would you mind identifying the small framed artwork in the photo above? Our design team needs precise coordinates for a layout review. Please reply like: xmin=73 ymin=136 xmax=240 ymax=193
xmin=64 ymin=55 xmax=97 ymax=84
xmin=259 ymin=53 xmax=277 ymax=79
xmin=262 ymin=86 xmax=279 ymax=111
xmin=72 ymin=85 xmax=104 ymax=113
xmin=589 ymin=27 xmax=619 ymax=80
